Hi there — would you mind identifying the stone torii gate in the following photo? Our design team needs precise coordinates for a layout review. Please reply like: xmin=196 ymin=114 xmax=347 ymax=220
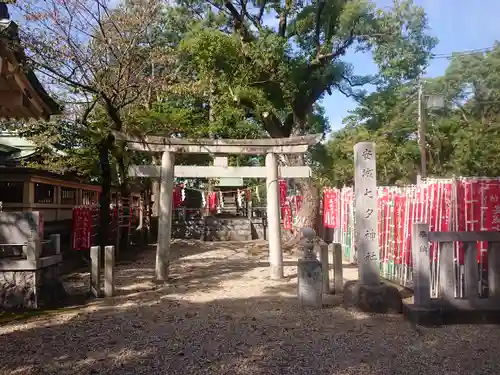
xmin=113 ymin=132 xmax=321 ymax=281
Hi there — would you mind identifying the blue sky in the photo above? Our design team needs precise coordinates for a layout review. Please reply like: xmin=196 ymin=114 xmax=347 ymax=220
xmin=324 ymin=0 xmax=500 ymax=134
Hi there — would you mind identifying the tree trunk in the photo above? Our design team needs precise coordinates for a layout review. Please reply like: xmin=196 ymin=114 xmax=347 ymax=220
xmin=115 ymin=140 xmax=130 ymax=252
xmin=151 ymin=155 xmax=160 ymax=217
xmin=282 ymin=153 xmax=321 ymax=249
xmin=144 ymin=180 xmax=153 ymax=242
xmin=98 ymin=136 xmax=113 ymax=251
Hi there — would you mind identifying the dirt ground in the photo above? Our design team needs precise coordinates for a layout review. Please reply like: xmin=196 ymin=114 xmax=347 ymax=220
xmin=1 ymin=240 xmax=500 ymax=375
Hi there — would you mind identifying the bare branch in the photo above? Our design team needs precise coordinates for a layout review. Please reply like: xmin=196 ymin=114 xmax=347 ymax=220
xmin=314 ymin=0 xmax=325 ymax=53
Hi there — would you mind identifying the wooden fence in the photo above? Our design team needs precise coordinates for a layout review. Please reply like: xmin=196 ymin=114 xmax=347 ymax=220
xmin=412 ymin=224 xmax=500 ymax=312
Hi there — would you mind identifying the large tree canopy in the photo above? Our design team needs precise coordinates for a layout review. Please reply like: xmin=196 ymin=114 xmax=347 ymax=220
xmin=5 ymin=0 xmax=438 ymax=243
xmin=173 ymin=0 xmax=436 ymax=139
xmin=321 ymin=43 xmax=500 ymax=187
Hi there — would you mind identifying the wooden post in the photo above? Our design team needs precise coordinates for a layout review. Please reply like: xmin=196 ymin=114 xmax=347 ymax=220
xmin=156 ymin=151 xmax=175 ymax=282
xmin=438 ymin=242 xmax=455 ymax=304
xmin=90 ymin=245 xmax=101 ymax=297
xmin=104 ymin=245 xmax=115 ymax=297
xmin=464 ymin=242 xmax=479 ymax=306
xmin=354 ymin=142 xmax=379 ymax=286
xmin=411 ymin=223 xmax=431 ymax=307
xmin=23 ymin=180 xmax=35 ymax=211
xmin=332 ymin=242 xmax=343 ymax=294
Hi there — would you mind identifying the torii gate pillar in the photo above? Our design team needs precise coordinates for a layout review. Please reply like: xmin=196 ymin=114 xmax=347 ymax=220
xmin=266 ymin=152 xmax=283 ymax=279
xmin=156 ymin=151 xmax=175 ymax=281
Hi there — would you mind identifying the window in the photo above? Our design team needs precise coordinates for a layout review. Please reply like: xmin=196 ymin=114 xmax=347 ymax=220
xmin=34 ymin=183 xmax=54 ymax=204
xmin=0 ymin=182 xmax=23 ymax=203
xmin=61 ymin=187 xmax=76 ymax=205
xmin=82 ymin=190 xmax=98 ymax=205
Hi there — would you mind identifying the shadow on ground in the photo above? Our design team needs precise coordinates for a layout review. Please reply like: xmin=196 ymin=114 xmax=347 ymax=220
xmin=1 ymin=241 xmax=500 ymax=374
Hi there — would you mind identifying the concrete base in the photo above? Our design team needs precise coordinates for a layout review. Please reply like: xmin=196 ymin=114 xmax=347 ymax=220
xmin=402 ymin=303 xmax=442 ymax=326
xmin=297 ymin=258 xmax=323 ymax=308
xmin=403 ymin=301 xmax=500 ymax=325
xmin=343 ymin=280 xmax=403 ymax=314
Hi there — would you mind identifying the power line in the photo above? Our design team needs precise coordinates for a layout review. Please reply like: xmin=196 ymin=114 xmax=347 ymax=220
xmin=431 ymin=47 xmax=493 ymax=60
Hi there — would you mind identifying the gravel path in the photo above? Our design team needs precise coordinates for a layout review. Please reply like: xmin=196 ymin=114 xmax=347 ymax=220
xmin=1 ymin=240 xmax=500 ymax=375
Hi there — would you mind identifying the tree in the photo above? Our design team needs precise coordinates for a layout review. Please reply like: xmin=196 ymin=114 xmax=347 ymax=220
xmin=173 ymin=0 xmax=436 ymax=241
xmin=324 ymin=42 xmax=500 ymax=185
xmin=14 ymin=0 xmax=164 ymax=247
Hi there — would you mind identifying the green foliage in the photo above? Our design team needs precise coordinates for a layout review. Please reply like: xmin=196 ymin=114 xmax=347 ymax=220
xmin=12 ymin=0 xmax=437 ymax=186
xmin=323 ymin=43 xmax=500 ymax=186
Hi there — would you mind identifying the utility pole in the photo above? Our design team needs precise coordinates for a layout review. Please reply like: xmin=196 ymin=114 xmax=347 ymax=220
xmin=417 ymin=79 xmax=427 ymax=180
xmin=208 ymin=77 xmax=215 ymax=193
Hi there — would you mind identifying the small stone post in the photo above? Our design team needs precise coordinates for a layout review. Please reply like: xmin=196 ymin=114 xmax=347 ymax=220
xmin=90 ymin=245 xmax=101 ymax=297
xmin=49 ymin=234 xmax=61 ymax=255
xmin=104 ymin=245 xmax=115 ymax=297
xmin=266 ymin=152 xmax=283 ymax=279
xmin=247 ymin=200 xmax=253 ymax=219
xmin=411 ymin=223 xmax=431 ymax=307
xmin=24 ymin=241 xmax=39 ymax=261
xmin=298 ymin=228 xmax=323 ymax=308
xmin=156 ymin=151 xmax=175 ymax=282
xmin=317 ymin=241 xmax=330 ymax=294
xmin=354 ymin=142 xmax=380 ymax=286
xmin=332 ymin=243 xmax=344 ymax=293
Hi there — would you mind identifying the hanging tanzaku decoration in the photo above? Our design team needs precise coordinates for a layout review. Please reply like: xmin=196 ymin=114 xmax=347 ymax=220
xmin=208 ymin=192 xmax=218 ymax=212
xmin=323 ymin=188 xmax=338 ymax=228
xmin=172 ymin=185 xmax=183 ymax=209
xmin=279 ymin=180 xmax=287 ymax=206
xmin=201 ymin=191 xmax=206 ymax=208
xmin=295 ymin=195 xmax=303 ymax=212
xmin=282 ymin=204 xmax=292 ymax=230
xmin=279 ymin=180 xmax=287 ymax=217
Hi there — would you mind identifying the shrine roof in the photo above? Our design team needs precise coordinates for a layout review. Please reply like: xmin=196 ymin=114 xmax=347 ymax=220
xmin=0 ymin=4 xmax=61 ymax=119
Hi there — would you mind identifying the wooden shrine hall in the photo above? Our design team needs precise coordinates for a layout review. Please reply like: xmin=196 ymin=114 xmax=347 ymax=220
xmin=0 ymin=3 xmax=61 ymax=119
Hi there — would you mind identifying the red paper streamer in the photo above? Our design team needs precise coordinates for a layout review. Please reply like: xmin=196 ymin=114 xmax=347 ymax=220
xmin=172 ymin=186 xmax=182 ymax=209
xmin=208 ymin=192 xmax=218 ymax=212
xmin=279 ymin=180 xmax=287 ymax=206
xmin=323 ymin=188 xmax=338 ymax=228
xmin=295 ymin=196 xmax=303 ymax=212
xmin=282 ymin=205 xmax=292 ymax=230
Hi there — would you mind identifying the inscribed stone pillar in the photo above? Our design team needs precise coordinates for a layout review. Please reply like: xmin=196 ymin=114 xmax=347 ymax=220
xmin=266 ymin=152 xmax=283 ymax=279
xmin=156 ymin=151 xmax=175 ymax=281
xmin=354 ymin=142 xmax=380 ymax=286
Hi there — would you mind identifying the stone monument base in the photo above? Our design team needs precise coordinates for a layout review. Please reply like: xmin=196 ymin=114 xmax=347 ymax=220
xmin=0 ymin=255 xmax=67 ymax=310
xmin=297 ymin=258 xmax=323 ymax=309
xmin=343 ymin=280 xmax=403 ymax=313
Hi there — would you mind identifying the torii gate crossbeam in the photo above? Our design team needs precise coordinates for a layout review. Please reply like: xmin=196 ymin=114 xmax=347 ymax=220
xmin=115 ymin=131 xmax=322 ymax=281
